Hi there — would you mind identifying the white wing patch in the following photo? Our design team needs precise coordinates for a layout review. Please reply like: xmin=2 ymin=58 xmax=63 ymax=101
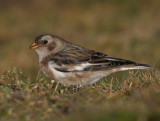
xmin=68 ymin=63 xmax=94 ymax=71
xmin=48 ymin=62 xmax=98 ymax=77
xmin=106 ymin=58 xmax=118 ymax=61
xmin=48 ymin=62 xmax=93 ymax=78
xmin=48 ymin=62 xmax=66 ymax=78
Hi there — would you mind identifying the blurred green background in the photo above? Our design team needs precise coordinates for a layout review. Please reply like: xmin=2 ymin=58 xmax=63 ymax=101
xmin=0 ymin=0 xmax=160 ymax=78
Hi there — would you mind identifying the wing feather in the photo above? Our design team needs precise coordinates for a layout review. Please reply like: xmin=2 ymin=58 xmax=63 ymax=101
xmin=47 ymin=43 xmax=151 ymax=72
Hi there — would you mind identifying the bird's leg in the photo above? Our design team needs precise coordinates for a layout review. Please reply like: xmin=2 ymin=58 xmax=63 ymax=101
xmin=54 ymin=83 xmax=59 ymax=92
xmin=76 ymin=84 xmax=82 ymax=92
xmin=74 ymin=85 xmax=78 ymax=92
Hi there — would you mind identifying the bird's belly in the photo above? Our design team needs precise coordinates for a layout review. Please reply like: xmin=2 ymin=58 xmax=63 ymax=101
xmin=43 ymin=62 xmax=113 ymax=86
xmin=41 ymin=62 xmax=112 ymax=86
xmin=49 ymin=69 xmax=109 ymax=86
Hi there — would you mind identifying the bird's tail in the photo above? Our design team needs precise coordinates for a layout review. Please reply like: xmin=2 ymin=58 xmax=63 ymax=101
xmin=117 ymin=63 xmax=152 ymax=72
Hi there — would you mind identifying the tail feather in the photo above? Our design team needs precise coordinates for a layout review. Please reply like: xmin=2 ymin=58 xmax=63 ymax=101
xmin=119 ymin=63 xmax=152 ymax=71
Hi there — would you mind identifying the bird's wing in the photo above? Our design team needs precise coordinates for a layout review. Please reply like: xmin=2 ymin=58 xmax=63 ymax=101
xmin=48 ymin=46 xmax=151 ymax=72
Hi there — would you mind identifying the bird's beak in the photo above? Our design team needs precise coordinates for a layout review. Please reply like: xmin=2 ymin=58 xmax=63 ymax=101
xmin=30 ymin=42 xmax=39 ymax=50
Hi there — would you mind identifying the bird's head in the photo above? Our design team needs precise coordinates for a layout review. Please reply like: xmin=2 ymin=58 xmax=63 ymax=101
xmin=30 ymin=34 xmax=66 ymax=59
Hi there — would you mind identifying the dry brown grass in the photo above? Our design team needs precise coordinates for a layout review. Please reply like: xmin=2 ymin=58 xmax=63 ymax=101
xmin=0 ymin=67 xmax=160 ymax=121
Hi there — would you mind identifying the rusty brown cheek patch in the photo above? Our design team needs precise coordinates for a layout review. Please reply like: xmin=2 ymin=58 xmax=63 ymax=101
xmin=48 ymin=42 xmax=56 ymax=51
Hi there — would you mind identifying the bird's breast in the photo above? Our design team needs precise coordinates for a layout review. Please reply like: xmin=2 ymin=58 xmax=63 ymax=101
xmin=39 ymin=61 xmax=56 ymax=80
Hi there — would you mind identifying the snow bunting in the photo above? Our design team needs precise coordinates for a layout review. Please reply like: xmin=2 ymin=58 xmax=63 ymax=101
xmin=30 ymin=34 xmax=151 ymax=86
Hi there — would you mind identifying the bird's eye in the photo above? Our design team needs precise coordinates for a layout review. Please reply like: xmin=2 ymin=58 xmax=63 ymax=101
xmin=43 ymin=40 xmax=48 ymax=44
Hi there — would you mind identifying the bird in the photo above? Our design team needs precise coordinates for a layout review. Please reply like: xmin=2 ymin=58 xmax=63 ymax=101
xmin=30 ymin=34 xmax=151 ymax=86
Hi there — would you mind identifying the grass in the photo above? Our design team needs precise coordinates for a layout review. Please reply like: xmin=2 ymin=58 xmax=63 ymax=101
xmin=0 ymin=0 xmax=160 ymax=121
xmin=0 ymin=67 xmax=160 ymax=121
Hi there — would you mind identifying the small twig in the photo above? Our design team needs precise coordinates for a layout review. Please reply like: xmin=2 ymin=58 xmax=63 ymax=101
xmin=36 ymin=70 xmax=41 ymax=84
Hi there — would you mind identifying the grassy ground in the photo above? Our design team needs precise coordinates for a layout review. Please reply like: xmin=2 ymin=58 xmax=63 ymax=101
xmin=0 ymin=0 xmax=160 ymax=121
xmin=0 ymin=68 xmax=160 ymax=121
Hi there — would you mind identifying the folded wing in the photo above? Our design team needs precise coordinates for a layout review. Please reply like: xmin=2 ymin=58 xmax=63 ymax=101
xmin=49 ymin=49 xmax=151 ymax=72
